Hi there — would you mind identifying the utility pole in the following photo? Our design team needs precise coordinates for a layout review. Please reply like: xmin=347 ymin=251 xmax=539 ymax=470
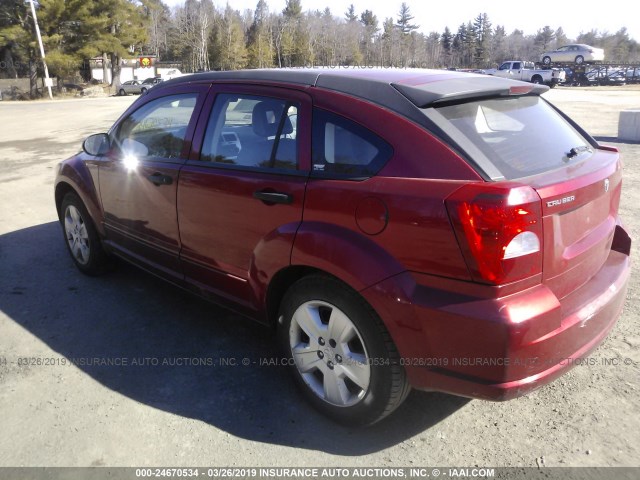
xmin=27 ymin=0 xmax=53 ymax=99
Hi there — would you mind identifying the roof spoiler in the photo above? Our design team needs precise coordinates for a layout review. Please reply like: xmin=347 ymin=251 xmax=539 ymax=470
xmin=392 ymin=76 xmax=549 ymax=108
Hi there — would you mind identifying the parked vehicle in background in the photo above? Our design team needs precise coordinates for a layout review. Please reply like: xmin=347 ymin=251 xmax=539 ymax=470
xmin=484 ymin=61 xmax=565 ymax=87
xmin=162 ymin=69 xmax=184 ymax=80
xmin=541 ymin=44 xmax=605 ymax=65
xmin=119 ymin=78 xmax=162 ymax=96
xmin=118 ymin=80 xmax=144 ymax=96
xmin=55 ymin=69 xmax=631 ymax=426
xmin=626 ymin=67 xmax=640 ymax=83
xmin=564 ymin=65 xmax=640 ymax=86
xmin=139 ymin=77 xmax=163 ymax=93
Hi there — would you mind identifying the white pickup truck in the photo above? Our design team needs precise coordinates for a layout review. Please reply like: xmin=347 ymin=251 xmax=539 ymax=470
xmin=484 ymin=61 xmax=565 ymax=87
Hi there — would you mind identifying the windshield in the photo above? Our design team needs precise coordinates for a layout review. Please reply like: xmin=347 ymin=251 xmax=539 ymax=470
xmin=427 ymin=96 xmax=591 ymax=180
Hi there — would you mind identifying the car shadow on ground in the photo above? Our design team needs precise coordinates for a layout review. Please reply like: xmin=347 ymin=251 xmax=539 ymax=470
xmin=0 ymin=222 xmax=470 ymax=455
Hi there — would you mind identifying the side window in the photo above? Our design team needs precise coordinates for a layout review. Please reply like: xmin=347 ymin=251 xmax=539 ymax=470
xmin=499 ymin=63 xmax=509 ymax=71
xmin=311 ymin=108 xmax=393 ymax=179
xmin=200 ymin=93 xmax=299 ymax=171
xmin=512 ymin=62 xmax=521 ymax=70
xmin=115 ymin=94 xmax=198 ymax=159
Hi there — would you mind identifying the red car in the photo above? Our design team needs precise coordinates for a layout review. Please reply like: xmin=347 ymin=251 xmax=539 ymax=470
xmin=55 ymin=69 xmax=631 ymax=425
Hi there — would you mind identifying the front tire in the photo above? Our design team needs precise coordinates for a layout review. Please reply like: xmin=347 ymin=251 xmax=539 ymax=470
xmin=278 ymin=275 xmax=410 ymax=426
xmin=60 ymin=192 xmax=110 ymax=276
xmin=119 ymin=88 xmax=126 ymax=96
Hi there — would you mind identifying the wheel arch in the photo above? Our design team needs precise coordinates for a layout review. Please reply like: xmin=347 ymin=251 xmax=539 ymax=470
xmin=263 ymin=222 xmax=406 ymax=327
xmin=55 ymin=181 xmax=76 ymax=217
xmin=265 ymin=265 xmax=324 ymax=327
xmin=54 ymin=159 xmax=104 ymax=236
xmin=290 ymin=222 xmax=406 ymax=293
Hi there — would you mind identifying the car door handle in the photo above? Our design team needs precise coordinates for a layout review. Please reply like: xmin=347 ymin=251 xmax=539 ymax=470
xmin=147 ymin=172 xmax=173 ymax=186
xmin=253 ymin=190 xmax=293 ymax=205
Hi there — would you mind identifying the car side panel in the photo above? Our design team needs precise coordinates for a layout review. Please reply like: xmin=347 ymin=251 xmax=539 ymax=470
xmin=310 ymin=88 xmax=481 ymax=181
xmin=99 ymin=85 xmax=210 ymax=281
xmin=297 ymin=177 xmax=472 ymax=283
xmin=100 ymin=159 xmax=185 ymax=280
xmin=177 ymin=167 xmax=308 ymax=312
xmin=177 ymin=84 xmax=312 ymax=313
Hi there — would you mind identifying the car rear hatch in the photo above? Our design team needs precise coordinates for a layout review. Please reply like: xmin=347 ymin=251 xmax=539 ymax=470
xmin=397 ymin=77 xmax=624 ymax=290
xmin=527 ymin=148 xmax=621 ymax=298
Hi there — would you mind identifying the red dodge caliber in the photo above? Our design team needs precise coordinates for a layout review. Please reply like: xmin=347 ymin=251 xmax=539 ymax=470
xmin=55 ymin=69 xmax=631 ymax=425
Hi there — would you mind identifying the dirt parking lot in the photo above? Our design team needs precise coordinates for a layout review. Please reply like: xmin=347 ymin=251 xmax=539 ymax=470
xmin=0 ymin=86 xmax=638 ymax=468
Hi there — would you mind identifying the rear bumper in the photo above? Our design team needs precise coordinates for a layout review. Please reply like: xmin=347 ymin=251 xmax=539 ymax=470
xmin=362 ymin=237 xmax=631 ymax=401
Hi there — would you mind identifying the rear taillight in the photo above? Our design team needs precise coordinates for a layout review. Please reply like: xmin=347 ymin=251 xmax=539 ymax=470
xmin=446 ymin=183 xmax=543 ymax=285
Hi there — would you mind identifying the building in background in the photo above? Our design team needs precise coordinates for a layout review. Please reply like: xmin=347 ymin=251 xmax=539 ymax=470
xmin=89 ymin=55 xmax=183 ymax=84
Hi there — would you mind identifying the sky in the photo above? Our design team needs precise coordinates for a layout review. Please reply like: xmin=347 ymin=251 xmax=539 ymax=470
xmin=163 ymin=0 xmax=639 ymax=41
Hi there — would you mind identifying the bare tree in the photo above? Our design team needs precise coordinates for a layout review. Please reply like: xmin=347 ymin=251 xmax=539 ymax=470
xmin=174 ymin=0 xmax=214 ymax=72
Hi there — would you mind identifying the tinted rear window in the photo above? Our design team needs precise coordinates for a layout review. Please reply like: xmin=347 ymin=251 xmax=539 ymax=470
xmin=312 ymin=108 xmax=393 ymax=179
xmin=429 ymin=96 xmax=591 ymax=180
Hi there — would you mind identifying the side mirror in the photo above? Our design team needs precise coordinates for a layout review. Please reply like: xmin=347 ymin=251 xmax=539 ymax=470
xmin=83 ymin=133 xmax=110 ymax=156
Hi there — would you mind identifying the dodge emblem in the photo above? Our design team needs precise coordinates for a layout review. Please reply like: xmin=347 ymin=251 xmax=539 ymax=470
xmin=604 ymin=178 xmax=610 ymax=192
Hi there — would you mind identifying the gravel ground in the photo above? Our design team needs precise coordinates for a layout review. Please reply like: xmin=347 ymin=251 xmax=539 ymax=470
xmin=0 ymin=86 xmax=638 ymax=468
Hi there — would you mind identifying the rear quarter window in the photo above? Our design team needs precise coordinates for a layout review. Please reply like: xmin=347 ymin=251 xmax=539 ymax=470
xmin=311 ymin=108 xmax=393 ymax=179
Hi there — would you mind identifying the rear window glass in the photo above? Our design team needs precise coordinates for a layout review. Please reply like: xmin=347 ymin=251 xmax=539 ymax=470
xmin=431 ymin=96 xmax=591 ymax=180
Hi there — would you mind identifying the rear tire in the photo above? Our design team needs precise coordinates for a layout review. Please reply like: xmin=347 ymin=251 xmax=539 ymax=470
xmin=531 ymin=75 xmax=543 ymax=84
xmin=60 ymin=192 xmax=110 ymax=276
xmin=140 ymin=87 xmax=147 ymax=94
xmin=278 ymin=275 xmax=410 ymax=426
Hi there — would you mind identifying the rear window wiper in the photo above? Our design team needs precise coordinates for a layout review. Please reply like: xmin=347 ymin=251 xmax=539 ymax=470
xmin=565 ymin=145 xmax=592 ymax=160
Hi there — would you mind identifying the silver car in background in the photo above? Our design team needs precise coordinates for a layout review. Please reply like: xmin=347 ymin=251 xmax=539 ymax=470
xmin=118 ymin=78 xmax=163 ymax=96
xmin=118 ymin=80 xmax=144 ymax=96
xmin=541 ymin=44 xmax=604 ymax=65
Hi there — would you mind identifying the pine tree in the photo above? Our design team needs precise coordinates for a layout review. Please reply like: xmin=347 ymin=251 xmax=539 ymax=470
xmin=283 ymin=0 xmax=302 ymax=19
xmin=554 ymin=27 xmax=568 ymax=48
xmin=247 ymin=0 xmax=274 ymax=68
xmin=360 ymin=10 xmax=378 ymax=64
xmin=473 ymin=13 xmax=492 ymax=67
xmin=491 ymin=25 xmax=507 ymax=65
xmin=396 ymin=3 xmax=418 ymax=35
xmin=345 ymin=5 xmax=357 ymax=23
xmin=88 ymin=0 xmax=147 ymax=85
xmin=441 ymin=26 xmax=453 ymax=66
xmin=211 ymin=4 xmax=247 ymax=71
xmin=0 ymin=1 xmax=35 ymax=80
xmin=535 ymin=26 xmax=555 ymax=52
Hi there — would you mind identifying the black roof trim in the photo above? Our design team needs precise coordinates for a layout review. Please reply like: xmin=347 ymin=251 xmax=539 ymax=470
xmin=312 ymin=73 xmax=429 ymax=124
xmin=158 ymin=69 xmax=548 ymax=111
xmin=392 ymin=76 xmax=549 ymax=108
xmin=156 ymin=69 xmax=320 ymax=90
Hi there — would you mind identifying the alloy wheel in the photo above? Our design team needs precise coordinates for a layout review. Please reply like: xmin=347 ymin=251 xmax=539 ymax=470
xmin=289 ymin=300 xmax=371 ymax=407
xmin=64 ymin=205 xmax=90 ymax=265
